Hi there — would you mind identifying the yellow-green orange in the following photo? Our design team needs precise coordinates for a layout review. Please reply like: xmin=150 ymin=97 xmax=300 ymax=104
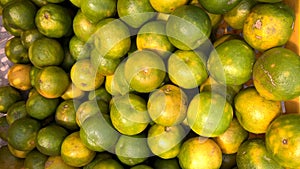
xmin=265 ymin=114 xmax=300 ymax=169
xmin=29 ymin=37 xmax=64 ymax=69
xmin=178 ymin=137 xmax=222 ymax=169
xmin=36 ymin=124 xmax=69 ymax=156
xmin=110 ymin=93 xmax=150 ymax=135
xmin=55 ymin=100 xmax=79 ymax=130
xmin=168 ymin=50 xmax=208 ymax=89
xmin=117 ymin=0 xmax=155 ymax=28
xmin=136 ymin=20 xmax=175 ymax=58
xmin=166 ymin=5 xmax=211 ymax=50
xmin=34 ymin=66 xmax=70 ymax=99
xmin=187 ymin=91 xmax=233 ymax=137
xmin=147 ymin=84 xmax=188 ymax=126
xmin=5 ymin=37 xmax=29 ymax=64
xmin=61 ymin=132 xmax=96 ymax=167
xmin=198 ymin=0 xmax=242 ymax=14
xmin=236 ymin=138 xmax=283 ymax=169
xmin=81 ymin=0 xmax=116 ymax=23
xmin=253 ymin=47 xmax=300 ymax=101
xmin=214 ymin=118 xmax=249 ymax=154
xmin=70 ymin=59 xmax=105 ymax=91
xmin=147 ymin=124 xmax=186 ymax=159
xmin=243 ymin=3 xmax=295 ymax=51
xmin=207 ymin=39 xmax=255 ymax=85
xmin=35 ymin=4 xmax=72 ymax=38
xmin=234 ymin=87 xmax=282 ymax=133
xmin=7 ymin=117 xmax=41 ymax=151
xmin=149 ymin=0 xmax=189 ymax=13
xmin=24 ymin=149 xmax=48 ymax=169
xmin=6 ymin=101 xmax=27 ymax=125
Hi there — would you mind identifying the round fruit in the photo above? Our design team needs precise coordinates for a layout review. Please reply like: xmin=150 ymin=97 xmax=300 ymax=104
xmin=93 ymin=18 xmax=131 ymax=59
xmin=34 ymin=66 xmax=70 ymax=99
xmin=198 ymin=0 xmax=242 ymax=14
xmin=117 ymin=0 xmax=156 ymax=28
xmin=265 ymin=114 xmax=300 ymax=169
xmin=153 ymin=158 xmax=181 ymax=169
xmin=187 ymin=91 xmax=233 ymax=137
xmin=5 ymin=36 xmax=29 ymax=64
xmin=236 ymin=138 xmax=283 ymax=169
xmin=81 ymin=0 xmax=116 ymax=23
xmin=80 ymin=113 xmax=120 ymax=152
xmin=105 ymin=61 xmax=133 ymax=96
xmin=90 ymin=158 xmax=124 ymax=169
xmin=6 ymin=101 xmax=27 ymax=125
xmin=2 ymin=0 xmax=37 ymax=30
xmin=149 ymin=0 xmax=189 ymax=13
xmin=76 ymin=100 xmax=108 ymax=127
xmin=88 ymin=86 xmax=112 ymax=103
xmin=136 ymin=20 xmax=175 ymax=58
xmin=223 ymin=0 xmax=257 ymax=30
xmin=0 ymin=86 xmax=22 ymax=113
xmin=29 ymin=37 xmax=64 ymax=69
xmin=61 ymin=132 xmax=96 ymax=167
xmin=178 ymin=137 xmax=222 ymax=169
xmin=234 ymin=87 xmax=282 ymax=133
xmin=214 ymin=118 xmax=249 ymax=154
xmin=36 ymin=124 xmax=69 ymax=156
xmin=115 ymin=134 xmax=151 ymax=166
xmin=124 ymin=50 xmax=166 ymax=93
xmin=24 ymin=149 xmax=48 ymax=169
xmin=69 ymin=35 xmax=90 ymax=61
xmin=7 ymin=117 xmax=41 ymax=151
xmin=200 ymin=76 xmax=242 ymax=104
xmin=7 ymin=143 xmax=31 ymax=158
xmin=207 ymin=39 xmax=255 ymax=85
xmin=7 ymin=64 xmax=32 ymax=91
xmin=55 ymin=100 xmax=79 ymax=130
xmin=168 ymin=50 xmax=208 ymax=89
xmin=90 ymin=48 xmax=121 ymax=76
xmin=83 ymin=152 xmax=113 ymax=169
xmin=130 ymin=165 xmax=153 ymax=169
xmin=72 ymin=9 xmax=98 ymax=42
xmin=110 ymin=93 xmax=150 ymax=135
xmin=26 ymin=89 xmax=60 ymax=120
xmin=166 ymin=5 xmax=211 ymax=50
xmin=61 ymin=83 xmax=85 ymax=100
xmin=147 ymin=124 xmax=186 ymax=159
xmin=0 ymin=146 xmax=25 ymax=169
xmin=243 ymin=3 xmax=295 ymax=51
xmin=35 ymin=4 xmax=72 ymax=38
xmin=45 ymin=156 xmax=79 ymax=169
xmin=147 ymin=84 xmax=188 ymax=126
xmin=70 ymin=59 xmax=105 ymax=91
xmin=20 ymin=29 xmax=44 ymax=49
xmin=253 ymin=47 xmax=300 ymax=101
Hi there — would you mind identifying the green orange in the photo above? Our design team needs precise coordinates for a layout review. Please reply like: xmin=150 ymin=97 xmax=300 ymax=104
xmin=178 ymin=137 xmax=222 ymax=169
xmin=265 ymin=114 xmax=300 ymax=169
xmin=187 ymin=91 xmax=233 ymax=137
xmin=207 ymin=39 xmax=255 ymax=85
xmin=253 ymin=47 xmax=300 ymax=101
xmin=243 ymin=2 xmax=295 ymax=51
xmin=166 ymin=5 xmax=211 ymax=50
xmin=5 ymin=37 xmax=29 ymax=64
xmin=236 ymin=138 xmax=283 ymax=169
xmin=198 ymin=0 xmax=242 ymax=14
xmin=61 ymin=132 xmax=96 ymax=167
xmin=117 ymin=0 xmax=156 ymax=28
xmin=35 ymin=4 xmax=72 ymax=38
xmin=81 ymin=0 xmax=116 ymax=23
xmin=0 ymin=86 xmax=22 ymax=113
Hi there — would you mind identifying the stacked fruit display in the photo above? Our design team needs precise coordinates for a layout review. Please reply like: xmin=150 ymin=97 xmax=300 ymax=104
xmin=0 ymin=0 xmax=300 ymax=168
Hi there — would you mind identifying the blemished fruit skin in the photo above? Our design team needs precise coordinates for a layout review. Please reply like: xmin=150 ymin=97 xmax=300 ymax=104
xmin=243 ymin=2 xmax=295 ymax=51
xmin=236 ymin=138 xmax=283 ymax=169
xmin=265 ymin=114 xmax=300 ymax=169
xmin=253 ymin=47 xmax=300 ymax=101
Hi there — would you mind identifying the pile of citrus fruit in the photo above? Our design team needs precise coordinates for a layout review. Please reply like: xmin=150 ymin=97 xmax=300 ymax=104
xmin=0 ymin=0 xmax=300 ymax=168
